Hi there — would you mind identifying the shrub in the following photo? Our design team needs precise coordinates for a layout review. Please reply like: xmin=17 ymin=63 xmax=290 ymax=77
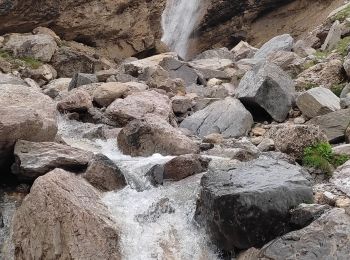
xmin=330 ymin=5 xmax=350 ymax=23
xmin=331 ymin=83 xmax=346 ymax=97
xmin=303 ymin=142 xmax=349 ymax=175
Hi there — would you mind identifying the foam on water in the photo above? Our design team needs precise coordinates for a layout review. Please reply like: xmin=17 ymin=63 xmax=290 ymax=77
xmin=58 ymin=116 xmax=219 ymax=259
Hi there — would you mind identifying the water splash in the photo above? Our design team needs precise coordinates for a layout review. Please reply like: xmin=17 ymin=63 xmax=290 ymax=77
xmin=161 ymin=0 xmax=203 ymax=59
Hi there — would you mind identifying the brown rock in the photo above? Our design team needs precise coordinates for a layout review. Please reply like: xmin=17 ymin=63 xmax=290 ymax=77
xmin=12 ymin=169 xmax=121 ymax=259
xmin=93 ymin=82 xmax=129 ymax=107
xmin=57 ymin=89 xmax=93 ymax=113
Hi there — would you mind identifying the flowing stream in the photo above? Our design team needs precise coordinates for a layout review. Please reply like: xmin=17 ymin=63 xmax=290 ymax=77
xmin=161 ymin=0 xmax=203 ymax=59
xmin=58 ymin=117 xmax=219 ymax=260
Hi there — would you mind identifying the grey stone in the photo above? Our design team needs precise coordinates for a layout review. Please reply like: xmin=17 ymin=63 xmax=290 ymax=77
xmin=194 ymin=47 xmax=235 ymax=61
xmin=0 ymin=73 xmax=27 ymax=86
xmin=296 ymin=87 xmax=340 ymax=118
xmin=254 ymin=34 xmax=294 ymax=60
xmin=236 ymin=62 xmax=295 ymax=122
xmin=180 ymin=97 xmax=253 ymax=138
xmin=195 ymin=156 xmax=313 ymax=251
xmin=289 ymin=203 xmax=331 ymax=229
xmin=321 ymin=20 xmax=342 ymax=51
xmin=230 ymin=41 xmax=258 ymax=61
xmin=332 ymin=144 xmax=350 ymax=156
xmin=68 ymin=73 xmax=98 ymax=90
xmin=331 ymin=160 xmax=350 ymax=197
xmin=188 ymin=58 xmax=232 ymax=80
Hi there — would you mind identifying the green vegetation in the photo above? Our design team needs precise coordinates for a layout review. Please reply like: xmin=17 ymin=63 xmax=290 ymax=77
xmin=303 ymin=60 xmax=316 ymax=70
xmin=335 ymin=36 xmax=350 ymax=57
xmin=331 ymin=83 xmax=346 ymax=97
xmin=303 ymin=142 xmax=349 ymax=175
xmin=0 ymin=48 xmax=42 ymax=69
xmin=330 ymin=5 xmax=350 ymax=22
xmin=304 ymin=83 xmax=318 ymax=90
xmin=313 ymin=50 xmax=328 ymax=60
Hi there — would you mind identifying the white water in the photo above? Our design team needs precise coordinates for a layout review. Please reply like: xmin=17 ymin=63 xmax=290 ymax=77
xmin=161 ymin=0 xmax=203 ymax=59
xmin=58 ymin=116 xmax=219 ymax=260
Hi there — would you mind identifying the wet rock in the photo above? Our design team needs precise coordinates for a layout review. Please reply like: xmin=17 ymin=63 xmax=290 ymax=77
xmin=195 ymin=156 xmax=313 ymax=251
xmin=253 ymin=34 xmax=294 ymax=59
xmin=236 ymin=62 xmax=295 ymax=122
xmin=57 ymin=89 xmax=93 ymax=113
xmin=231 ymin=41 xmax=257 ymax=61
xmin=83 ymin=154 xmax=126 ymax=192
xmin=12 ymin=169 xmax=121 ymax=259
xmin=307 ymin=108 xmax=350 ymax=143
xmin=296 ymin=87 xmax=340 ymax=118
xmin=180 ymin=97 xmax=253 ymax=138
xmin=257 ymin=208 xmax=350 ymax=259
xmin=163 ymin=154 xmax=210 ymax=181
xmin=42 ymin=78 xmax=71 ymax=99
xmin=135 ymin=198 xmax=175 ymax=224
xmin=268 ymin=124 xmax=327 ymax=160
xmin=93 ymin=82 xmax=129 ymax=107
xmin=118 ymin=116 xmax=199 ymax=157
xmin=106 ymin=90 xmax=174 ymax=127
xmin=68 ymin=73 xmax=98 ymax=90
xmin=2 ymin=33 xmax=57 ymax=62
xmin=145 ymin=164 xmax=165 ymax=186
xmin=12 ymin=140 xmax=93 ymax=181
xmin=0 ymin=84 xmax=57 ymax=169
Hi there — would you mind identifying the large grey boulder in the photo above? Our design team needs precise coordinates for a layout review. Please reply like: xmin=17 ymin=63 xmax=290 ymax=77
xmin=256 ymin=208 xmax=350 ymax=259
xmin=236 ymin=62 xmax=295 ymax=122
xmin=188 ymin=58 xmax=232 ymax=80
xmin=195 ymin=155 xmax=313 ymax=251
xmin=180 ymin=98 xmax=253 ymax=138
xmin=296 ymin=87 xmax=340 ymax=118
xmin=2 ymin=33 xmax=58 ymax=62
xmin=307 ymin=108 xmax=350 ymax=143
xmin=0 ymin=73 xmax=27 ymax=86
xmin=0 ymin=84 xmax=57 ymax=169
xmin=118 ymin=115 xmax=199 ymax=157
xmin=254 ymin=34 xmax=294 ymax=60
xmin=12 ymin=140 xmax=93 ymax=181
xmin=12 ymin=169 xmax=121 ymax=259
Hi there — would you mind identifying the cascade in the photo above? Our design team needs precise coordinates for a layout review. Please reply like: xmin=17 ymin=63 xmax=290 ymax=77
xmin=161 ymin=0 xmax=203 ymax=59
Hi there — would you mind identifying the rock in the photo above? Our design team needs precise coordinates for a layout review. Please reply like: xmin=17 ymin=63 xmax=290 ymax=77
xmin=253 ymin=34 xmax=294 ymax=59
xmin=188 ymin=58 xmax=232 ymax=80
xmin=195 ymin=156 xmax=313 ymax=251
xmin=343 ymin=52 xmax=350 ymax=78
xmin=32 ymin=26 xmax=61 ymax=43
xmin=289 ymin=203 xmax=331 ymax=229
xmin=251 ymin=126 xmax=266 ymax=136
xmin=106 ymin=90 xmax=174 ymax=127
xmin=333 ymin=144 xmax=350 ymax=156
xmin=68 ymin=73 xmax=98 ymax=90
xmin=95 ymin=69 xmax=118 ymax=82
xmin=163 ymin=154 xmax=210 ymax=181
xmin=236 ymin=62 xmax=295 ymax=122
xmin=331 ymin=161 xmax=350 ymax=197
xmin=57 ymin=89 xmax=93 ymax=113
xmin=295 ymin=57 xmax=344 ymax=90
xmin=257 ymin=138 xmax=275 ymax=152
xmin=2 ymin=33 xmax=57 ymax=62
xmin=307 ymin=108 xmax=350 ymax=143
xmin=321 ymin=20 xmax=342 ymax=51
xmin=0 ymin=84 xmax=57 ymax=169
xmin=346 ymin=125 xmax=350 ymax=143
xmin=294 ymin=116 xmax=306 ymax=124
xmin=12 ymin=169 xmax=121 ymax=259
xmin=256 ymin=208 xmax=350 ymax=259
xmin=21 ymin=64 xmax=57 ymax=86
xmin=180 ymin=98 xmax=253 ymax=138
xmin=267 ymin=50 xmax=305 ymax=76
xmin=0 ymin=73 xmax=27 ymax=85
xmin=83 ymin=154 xmax=126 ymax=192
xmin=203 ymin=133 xmax=224 ymax=144
xmin=293 ymin=39 xmax=316 ymax=57
xmin=118 ymin=116 xmax=199 ymax=157
xmin=194 ymin=47 xmax=235 ymax=61
xmin=135 ymin=198 xmax=175 ymax=224
xmin=11 ymin=140 xmax=93 ymax=181
xmin=93 ymin=82 xmax=129 ymax=107
xmin=42 ymin=78 xmax=71 ymax=99
xmin=296 ymin=87 xmax=341 ymax=118
xmin=171 ymin=95 xmax=194 ymax=114
xmin=231 ymin=41 xmax=257 ymax=61
xmin=268 ymin=124 xmax=328 ymax=160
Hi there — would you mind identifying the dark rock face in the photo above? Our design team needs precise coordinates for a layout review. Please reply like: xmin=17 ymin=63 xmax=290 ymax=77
xmin=195 ymin=156 xmax=313 ymax=251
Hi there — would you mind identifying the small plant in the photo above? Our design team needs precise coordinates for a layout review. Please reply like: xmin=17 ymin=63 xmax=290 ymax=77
xmin=331 ymin=83 xmax=346 ymax=97
xmin=335 ymin=36 xmax=350 ymax=57
xmin=303 ymin=142 xmax=349 ymax=175
xmin=313 ymin=50 xmax=328 ymax=60
xmin=19 ymin=56 xmax=42 ymax=69
xmin=0 ymin=48 xmax=42 ymax=69
xmin=304 ymin=83 xmax=318 ymax=90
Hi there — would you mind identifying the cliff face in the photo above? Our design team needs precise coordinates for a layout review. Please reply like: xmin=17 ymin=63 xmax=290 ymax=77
xmin=0 ymin=0 xmax=166 ymax=59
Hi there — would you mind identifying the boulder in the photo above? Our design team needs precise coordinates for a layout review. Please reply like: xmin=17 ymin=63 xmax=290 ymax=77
xmin=195 ymin=156 xmax=313 ymax=251
xmin=256 ymin=208 xmax=350 ymax=259
xmin=57 ymin=89 xmax=93 ymax=113
xmin=12 ymin=169 xmax=121 ymax=259
xmin=21 ymin=64 xmax=57 ymax=86
xmin=11 ymin=140 xmax=93 ymax=181
xmin=267 ymin=124 xmax=328 ymax=160
xmin=321 ymin=20 xmax=342 ymax=51
xmin=68 ymin=73 xmax=98 ymax=90
xmin=42 ymin=78 xmax=71 ymax=99
xmin=333 ymin=144 xmax=350 ymax=156
xmin=267 ymin=50 xmax=305 ymax=76
xmin=188 ymin=58 xmax=232 ymax=80
xmin=95 ymin=69 xmax=118 ymax=82
xmin=307 ymin=108 xmax=350 ymax=143
xmin=106 ymin=90 xmax=174 ymax=127
xmin=296 ymin=87 xmax=340 ymax=118
xmin=230 ymin=41 xmax=257 ymax=61
xmin=180 ymin=98 xmax=253 ymax=138
xmin=331 ymin=160 xmax=350 ymax=197
xmin=83 ymin=154 xmax=127 ymax=192
xmin=2 ymin=33 xmax=57 ymax=62
xmin=343 ymin=52 xmax=350 ymax=78
xmin=253 ymin=34 xmax=294 ymax=59
xmin=194 ymin=47 xmax=235 ymax=61
xmin=289 ymin=203 xmax=331 ymax=229
xmin=293 ymin=39 xmax=316 ymax=57
xmin=163 ymin=154 xmax=210 ymax=181
xmin=236 ymin=62 xmax=295 ymax=122
xmin=171 ymin=95 xmax=195 ymax=114
xmin=0 ymin=84 xmax=57 ymax=168
xmin=118 ymin=116 xmax=199 ymax=157
xmin=93 ymin=82 xmax=130 ymax=107
xmin=0 ymin=73 xmax=27 ymax=86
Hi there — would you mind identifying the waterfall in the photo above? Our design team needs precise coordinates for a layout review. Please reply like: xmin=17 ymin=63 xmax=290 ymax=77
xmin=161 ymin=0 xmax=203 ymax=59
